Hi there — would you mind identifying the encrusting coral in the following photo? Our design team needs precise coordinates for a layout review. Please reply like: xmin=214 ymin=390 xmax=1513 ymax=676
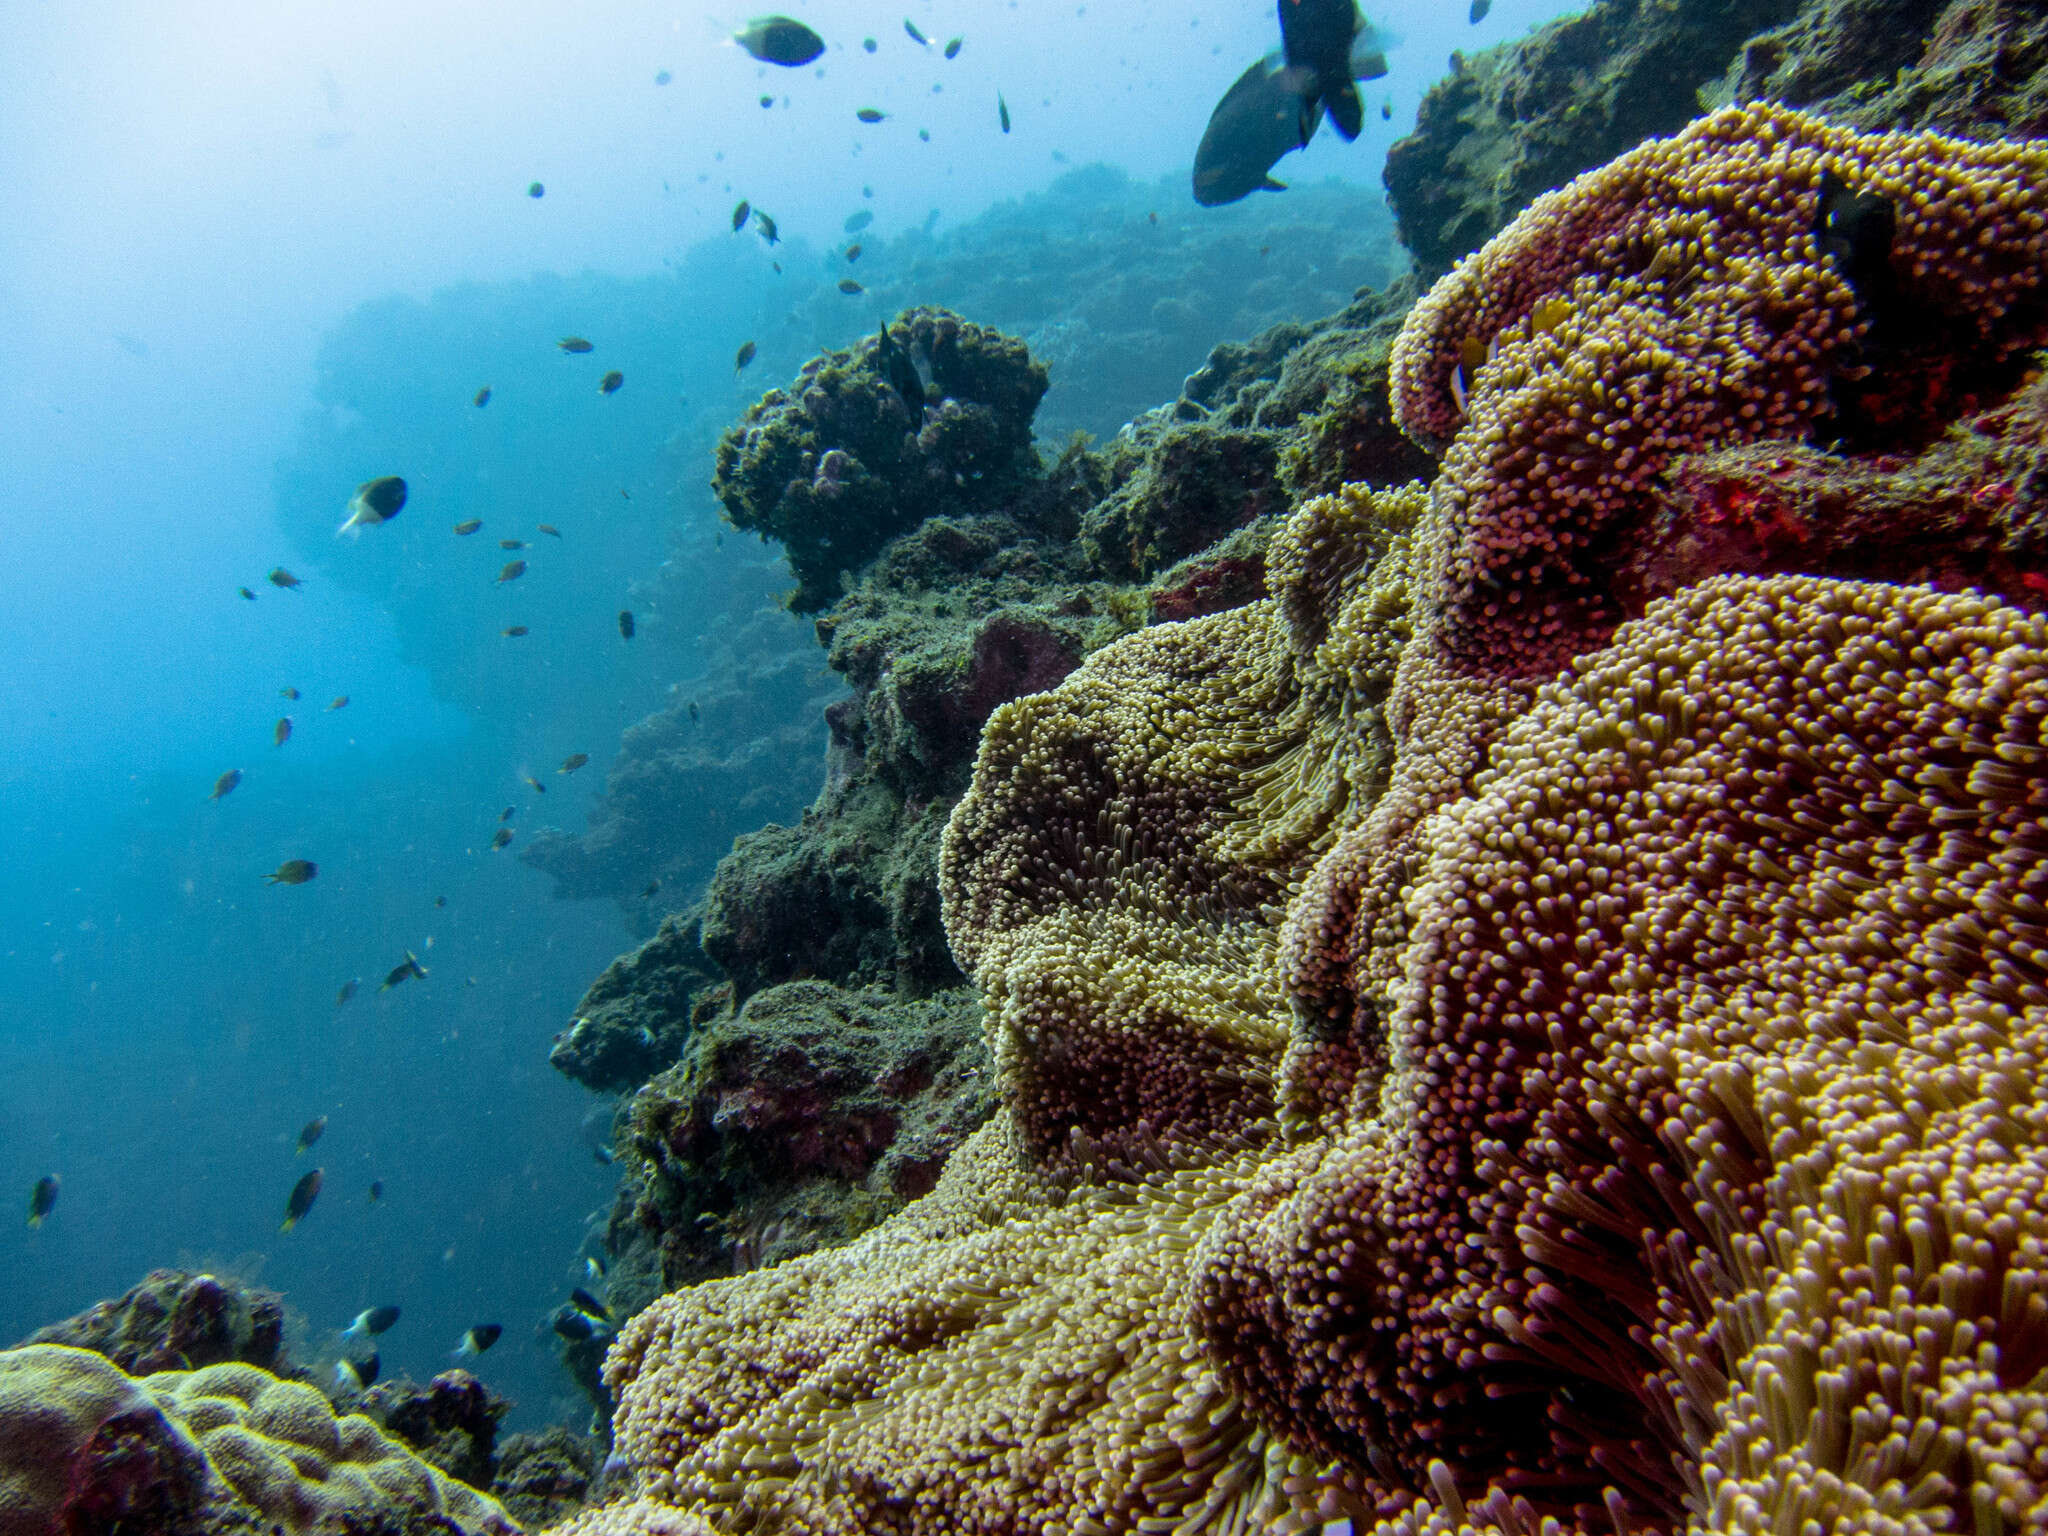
xmin=563 ymin=104 xmax=2048 ymax=1536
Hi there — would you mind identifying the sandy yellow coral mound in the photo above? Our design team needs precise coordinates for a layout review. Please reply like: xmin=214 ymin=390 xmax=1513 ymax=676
xmin=0 ymin=1344 xmax=519 ymax=1536
xmin=1204 ymin=574 xmax=2048 ymax=1531
xmin=936 ymin=481 xmax=1420 ymax=1164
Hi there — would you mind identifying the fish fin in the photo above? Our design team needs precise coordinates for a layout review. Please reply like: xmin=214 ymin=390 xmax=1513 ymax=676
xmin=1326 ymin=81 xmax=1363 ymax=141
xmin=280 ymin=1216 xmax=297 ymax=1232
xmin=336 ymin=513 xmax=363 ymax=539
xmin=1260 ymin=175 xmax=1290 ymax=192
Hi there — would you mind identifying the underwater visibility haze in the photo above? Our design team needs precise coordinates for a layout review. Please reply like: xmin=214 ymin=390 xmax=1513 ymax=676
xmin=12 ymin=0 xmax=2045 ymax=1531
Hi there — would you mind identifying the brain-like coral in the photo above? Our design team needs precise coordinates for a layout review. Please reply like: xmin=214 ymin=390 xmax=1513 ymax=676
xmin=565 ymin=106 xmax=2048 ymax=1536
xmin=713 ymin=307 xmax=1050 ymax=612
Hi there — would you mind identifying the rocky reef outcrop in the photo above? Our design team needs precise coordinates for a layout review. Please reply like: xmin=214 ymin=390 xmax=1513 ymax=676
xmin=21 ymin=1268 xmax=291 ymax=1380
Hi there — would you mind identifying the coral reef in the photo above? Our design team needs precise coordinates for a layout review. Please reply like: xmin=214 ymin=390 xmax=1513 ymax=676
xmin=360 ymin=1368 xmax=509 ymax=1491
xmin=491 ymin=1427 xmax=598 ymax=1531
xmin=0 ymin=1344 xmax=518 ymax=1535
xmin=21 ymin=1268 xmax=290 ymax=1379
xmin=557 ymin=105 xmax=2048 ymax=1535
xmin=713 ymin=307 xmax=1049 ymax=613
xmin=551 ymin=914 xmax=724 ymax=1094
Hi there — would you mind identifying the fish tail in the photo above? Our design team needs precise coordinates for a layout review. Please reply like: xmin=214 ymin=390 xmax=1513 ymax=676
xmin=280 ymin=1216 xmax=296 ymax=1231
xmin=336 ymin=514 xmax=363 ymax=539
xmin=26 ymin=1214 xmax=42 ymax=1229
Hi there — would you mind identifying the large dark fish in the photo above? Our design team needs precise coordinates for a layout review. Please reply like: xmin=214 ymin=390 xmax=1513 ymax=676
xmin=339 ymin=475 xmax=407 ymax=535
xmin=1193 ymin=52 xmax=1320 ymax=206
xmin=281 ymin=1168 xmax=323 ymax=1230
xmin=734 ymin=16 xmax=825 ymax=66
xmin=1278 ymin=0 xmax=1366 ymax=141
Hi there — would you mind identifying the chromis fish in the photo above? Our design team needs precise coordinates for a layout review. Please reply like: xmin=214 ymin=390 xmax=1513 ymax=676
xmin=501 ymin=538 xmax=527 ymax=550
xmin=380 ymin=950 xmax=427 ymax=991
xmin=502 ymin=626 xmax=529 ymax=638
xmin=618 ymin=610 xmax=636 ymax=639
xmin=558 ymin=753 xmax=589 ymax=774
xmin=553 ymin=1306 xmax=603 ymax=1341
xmin=732 ymin=15 xmax=825 ymax=66
xmin=336 ymin=978 xmax=359 ymax=1008
xmin=269 ymin=568 xmax=302 ymax=591
xmin=280 ymin=686 xmax=300 ymax=699
xmin=1469 ymin=0 xmax=1490 ymax=18
xmin=327 ymin=695 xmax=348 ymax=710
xmin=569 ymin=1286 xmax=612 ymax=1322
xmin=295 ymin=1115 xmax=327 ymax=1155
xmin=26 ymin=1175 xmax=58 ymax=1228
xmin=838 ymin=278 xmax=864 ymax=294
xmin=754 ymin=210 xmax=779 ymax=245
xmin=490 ymin=828 xmax=514 ymax=850
xmin=262 ymin=859 xmax=316 ymax=885
xmin=843 ymin=209 xmax=873 ymax=233
xmin=998 ymin=93 xmax=1011 ymax=133
xmin=731 ymin=199 xmax=751 ymax=231
xmin=280 ymin=1167 xmax=323 ymax=1230
xmin=903 ymin=17 xmax=929 ymax=45
xmin=558 ymin=337 xmax=594 ymax=353
xmin=845 ymin=242 xmax=862 ymax=262
xmin=274 ymin=716 xmax=292 ymax=747
xmin=527 ymin=181 xmax=545 ymax=198
xmin=454 ymin=519 xmax=482 ymax=536
xmin=367 ymin=1179 xmax=383 ymax=1202
xmin=599 ymin=370 xmax=624 ymax=394
xmin=538 ymin=524 xmax=562 ymax=538
xmin=238 ymin=587 xmax=257 ymax=600
xmin=474 ymin=385 xmax=492 ymax=407
xmin=523 ymin=774 xmax=547 ymax=795
xmin=334 ymin=1353 xmax=379 ymax=1392
xmin=856 ymin=107 xmax=886 ymax=123
xmin=734 ymin=340 xmax=757 ymax=371
xmin=584 ymin=1253 xmax=608 ymax=1282
xmin=944 ymin=36 xmax=962 ymax=58
xmin=209 ymin=769 xmax=243 ymax=802
xmin=338 ymin=476 xmax=407 ymax=537
xmin=454 ymin=1324 xmax=502 ymax=1358
xmin=341 ymin=1305 xmax=400 ymax=1345
xmin=497 ymin=560 xmax=527 ymax=583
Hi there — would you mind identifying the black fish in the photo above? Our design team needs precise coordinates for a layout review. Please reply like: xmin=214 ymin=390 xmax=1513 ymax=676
xmin=1469 ymin=0 xmax=1490 ymax=18
xmin=1815 ymin=171 xmax=1896 ymax=303
xmin=735 ymin=340 xmax=758 ymax=371
xmin=998 ymin=93 xmax=1010 ymax=133
xmin=295 ymin=1115 xmax=327 ymax=1155
xmin=733 ymin=16 xmax=825 ymax=66
xmin=553 ymin=1305 xmax=603 ymax=1341
xmin=367 ymin=1179 xmax=384 ymax=1202
xmin=455 ymin=1323 xmax=503 ymax=1358
xmin=570 ymin=1286 xmax=612 ymax=1321
xmin=1193 ymin=53 xmax=1318 ymax=206
xmin=903 ymin=18 xmax=929 ymax=45
xmin=944 ymin=36 xmax=962 ymax=58
xmin=856 ymin=107 xmax=886 ymax=123
xmin=599 ymin=370 xmax=624 ymax=395
xmin=26 ymin=1175 xmax=58 ymax=1228
xmin=618 ymin=609 xmax=636 ymax=640
xmin=380 ymin=949 xmax=428 ymax=992
xmin=335 ymin=1353 xmax=379 ymax=1392
xmin=342 ymin=1305 xmax=401 ymax=1345
xmin=340 ymin=475 xmax=408 ymax=534
xmin=754 ymin=209 xmax=779 ymax=245
xmin=1278 ymin=0 xmax=1363 ymax=141
xmin=838 ymin=278 xmax=864 ymax=294
xmin=875 ymin=323 xmax=926 ymax=411
xmin=474 ymin=385 xmax=491 ymax=407
xmin=527 ymin=181 xmax=544 ymax=198
xmin=281 ymin=1168 xmax=323 ymax=1230
xmin=732 ymin=199 xmax=751 ymax=231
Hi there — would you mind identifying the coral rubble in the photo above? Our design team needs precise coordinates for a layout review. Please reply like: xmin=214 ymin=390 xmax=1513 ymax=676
xmin=562 ymin=103 xmax=2048 ymax=1536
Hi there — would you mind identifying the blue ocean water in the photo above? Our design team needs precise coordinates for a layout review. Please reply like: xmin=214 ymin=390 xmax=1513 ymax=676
xmin=0 ymin=0 xmax=1578 ymax=1432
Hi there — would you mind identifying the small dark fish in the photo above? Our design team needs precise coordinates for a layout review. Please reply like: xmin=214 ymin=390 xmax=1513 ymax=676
xmin=838 ymin=278 xmax=864 ymax=294
xmin=599 ymin=370 xmax=624 ymax=394
xmin=687 ymin=701 xmax=700 ymax=724
xmin=558 ymin=753 xmax=589 ymax=774
xmin=1815 ymin=171 xmax=1896 ymax=300
xmin=640 ymin=879 xmax=660 ymax=898
xmin=760 ymin=93 xmax=775 ymax=108
xmin=295 ymin=1115 xmax=327 ymax=1155
xmin=552 ymin=1306 xmax=602 ymax=1342
xmin=592 ymin=1144 xmax=617 ymax=1166
xmin=618 ymin=609 xmax=636 ymax=639
xmin=280 ymin=686 xmax=300 ymax=699
xmin=274 ymin=716 xmax=292 ymax=747
xmin=262 ymin=859 xmax=316 ymax=885
xmin=380 ymin=949 xmax=428 ymax=991
xmin=754 ymin=209 xmax=779 ymax=244
xmin=1469 ymin=0 xmax=1491 ymax=18
xmin=856 ymin=107 xmax=886 ymax=123
xmin=26 ymin=1175 xmax=58 ymax=1228
xmin=238 ymin=587 xmax=257 ymax=600
xmin=998 ymin=93 xmax=1010 ymax=133
xmin=209 ymin=769 xmax=243 ymax=802
xmin=335 ymin=1353 xmax=379 ymax=1393
xmin=585 ymin=1254 xmax=608 ymax=1282
xmin=499 ymin=806 xmax=515 ymax=822
xmin=455 ymin=1324 xmax=503 ymax=1358
xmin=733 ymin=15 xmax=825 ymax=66
xmin=845 ymin=242 xmax=862 ymax=261
xmin=569 ymin=1286 xmax=613 ymax=1322
xmin=342 ymin=1304 xmax=401 ymax=1344
xmin=269 ymin=567 xmax=302 ymax=591
xmin=558 ymin=337 xmax=594 ymax=353
xmin=919 ymin=128 xmax=930 ymax=141
xmin=527 ymin=181 xmax=545 ymax=198
xmin=367 ymin=1179 xmax=383 ymax=1202
xmin=474 ymin=385 xmax=492 ymax=407
xmin=843 ymin=209 xmax=873 ymax=232
xmin=732 ymin=199 xmax=751 ymax=230
xmin=340 ymin=475 xmax=407 ymax=535
xmin=1381 ymin=99 xmax=1392 ymax=120
xmin=538 ymin=524 xmax=562 ymax=538
xmin=434 ymin=895 xmax=447 ymax=907
xmin=862 ymin=36 xmax=876 ymax=52
xmin=655 ymin=69 xmax=672 ymax=85
xmin=497 ymin=560 xmax=527 ymax=583
xmin=454 ymin=519 xmax=483 ymax=535
xmin=336 ymin=978 xmax=359 ymax=1008
xmin=502 ymin=626 xmax=529 ymax=638
xmin=875 ymin=322 xmax=925 ymax=411
xmin=281 ymin=1167 xmax=323 ymax=1230
xmin=500 ymin=539 xmax=528 ymax=550
xmin=735 ymin=340 xmax=757 ymax=371
xmin=490 ymin=828 xmax=514 ymax=850
xmin=524 ymin=774 xmax=547 ymax=795
xmin=903 ymin=17 xmax=929 ymax=45
xmin=945 ymin=36 xmax=962 ymax=58
xmin=327 ymin=695 xmax=349 ymax=710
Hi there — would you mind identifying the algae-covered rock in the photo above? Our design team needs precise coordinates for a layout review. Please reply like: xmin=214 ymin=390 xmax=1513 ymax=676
xmin=22 ymin=1268 xmax=290 ymax=1380
xmin=490 ymin=1427 xmax=596 ymax=1531
xmin=359 ymin=1369 xmax=508 ymax=1491
xmin=713 ymin=306 xmax=1050 ymax=612
xmin=551 ymin=913 xmax=723 ymax=1093
xmin=619 ymin=980 xmax=994 ymax=1288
